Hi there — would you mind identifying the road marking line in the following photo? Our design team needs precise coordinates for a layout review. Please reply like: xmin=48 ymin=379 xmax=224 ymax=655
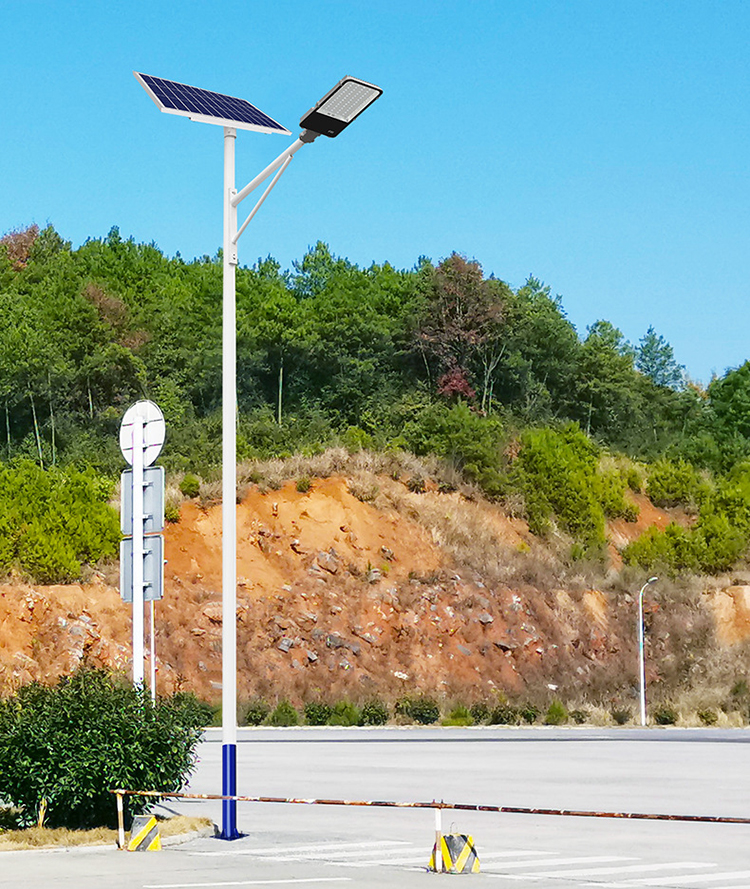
xmin=263 ymin=845 xmax=417 ymax=861
xmin=144 ymin=880 xmax=352 ymax=889
xmin=191 ymin=840 xmax=410 ymax=857
xmin=610 ymin=872 xmax=750 ymax=886
xmin=526 ymin=863 xmax=716 ymax=879
xmin=484 ymin=856 xmax=636 ymax=871
xmin=329 ymin=851 xmax=557 ymax=868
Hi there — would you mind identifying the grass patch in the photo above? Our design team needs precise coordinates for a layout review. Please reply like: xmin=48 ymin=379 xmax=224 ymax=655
xmin=0 ymin=815 xmax=213 ymax=850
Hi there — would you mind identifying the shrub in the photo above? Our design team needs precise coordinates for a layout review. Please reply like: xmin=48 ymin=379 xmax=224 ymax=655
xmin=245 ymin=699 xmax=270 ymax=726
xmin=647 ymin=459 xmax=701 ymax=508
xmin=268 ymin=699 xmax=299 ymax=726
xmin=166 ymin=692 xmax=215 ymax=728
xmin=0 ymin=668 xmax=201 ymax=829
xmin=179 ymin=473 xmax=201 ymax=498
xmin=653 ymin=705 xmax=678 ymax=726
xmin=327 ymin=701 xmax=361 ymax=726
xmin=469 ymin=702 xmax=491 ymax=725
xmin=544 ymin=699 xmax=568 ymax=725
xmin=698 ymin=709 xmax=718 ymax=726
xmin=442 ymin=705 xmax=473 ymax=726
xmin=396 ymin=696 xmax=440 ymax=725
xmin=304 ymin=701 xmax=332 ymax=726
xmin=406 ymin=475 xmax=426 ymax=494
xmin=519 ymin=703 xmax=539 ymax=724
xmin=296 ymin=476 xmax=312 ymax=494
xmin=489 ymin=704 xmax=520 ymax=725
xmin=0 ymin=462 xmax=119 ymax=583
xmin=570 ymin=709 xmax=589 ymax=725
xmin=514 ymin=424 xmax=606 ymax=552
xmin=611 ymin=708 xmax=632 ymax=725
xmin=360 ymin=699 xmax=389 ymax=726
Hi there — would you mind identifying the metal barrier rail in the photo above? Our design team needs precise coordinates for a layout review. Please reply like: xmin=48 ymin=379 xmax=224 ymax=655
xmin=111 ymin=788 xmax=750 ymax=851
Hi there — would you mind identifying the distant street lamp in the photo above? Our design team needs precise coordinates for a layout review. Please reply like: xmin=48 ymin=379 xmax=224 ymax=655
xmin=135 ymin=72 xmax=381 ymax=840
xmin=638 ymin=576 xmax=658 ymax=726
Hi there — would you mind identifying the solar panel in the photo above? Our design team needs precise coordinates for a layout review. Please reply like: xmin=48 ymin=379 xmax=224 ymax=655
xmin=134 ymin=72 xmax=291 ymax=135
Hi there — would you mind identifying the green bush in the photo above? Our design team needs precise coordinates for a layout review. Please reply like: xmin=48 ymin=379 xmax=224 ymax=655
xmin=179 ymin=473 xmax=201 ymax=498
xmin=245 ymin=698 xmax=270 ymax=726
xmin=489 ymin=703 xmax=520 ymax=725
xmin=0 ymin=461 xmax=119 ymax=583
xmin=514 ymin=424 xmax=606 ymax=551
xmin=646 ymin=459 xmax=701 ymax=507
xmin=653 ymin=704 xmax=678 ymax=725
xmin=327 ymin=701 xmax=361 ymax=726
xmin=697 ymin=709 xmax=718 ymax=726
xmin=396 ymin=696 xmax=440 ymax=725
xmin=442 ymin=705 xmax=473 ymax=726
xmin=519 ymin=703 xmax=540 ymax=724
xmin=469 ymin=702 xmax=491 ymax=724
xmin=166 ymin=692 xmax=216 ymax=728
xmin=400 ymin=401 xmax=506 ymax=497
xmin=268 ymin=699 xmax=299 ymax=727
xmin=611 ymin=708 xmax=632 ymax=725
xmin=544 ymin=699 xmax=568 ymax=725
xmin=0 ymin=668 xmax=201 ymax=829
xmin=570 ymin=708 xmax=589 ymax=724
xmin=296 ymin=476 xmax=312 ymax=494
xmin=304 ymin=701 xmax=332 ymax=726
xmin=360 ymin=699 xmax=389 ymax=725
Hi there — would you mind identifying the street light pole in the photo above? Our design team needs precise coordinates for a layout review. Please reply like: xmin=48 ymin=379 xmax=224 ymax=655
xmin=135 ymin=72 xmax=382 ymax=841
xmin=638 ymin=576 xmax=658 ymax=726
xmin=221 ymin=125 xmax=239 ymax=838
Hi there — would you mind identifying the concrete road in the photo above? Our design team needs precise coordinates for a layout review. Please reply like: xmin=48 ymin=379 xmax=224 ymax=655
xmin=3 ymin=727 xmax=749 ymax=888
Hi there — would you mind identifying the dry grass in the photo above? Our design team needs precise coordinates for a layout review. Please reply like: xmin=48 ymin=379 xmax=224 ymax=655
xmin=0 ymin=815 xmax=213 ymax=850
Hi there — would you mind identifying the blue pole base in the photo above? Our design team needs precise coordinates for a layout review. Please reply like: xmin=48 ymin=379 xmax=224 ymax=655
xmin=220 ymin=742 xmax=241 ymax=840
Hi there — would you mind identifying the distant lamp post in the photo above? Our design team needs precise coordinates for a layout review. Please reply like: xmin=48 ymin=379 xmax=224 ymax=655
xmin=638 ymin=576 xmax=658 ymax=726
xmin=135 ymin=71 xmax=381 ymax=841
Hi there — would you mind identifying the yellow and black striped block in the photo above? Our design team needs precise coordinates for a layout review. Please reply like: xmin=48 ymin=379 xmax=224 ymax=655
xmin=127 ymin=814 xmax=162 ymax=851
xmin=429 ymin=834 xmax=480 ymax=873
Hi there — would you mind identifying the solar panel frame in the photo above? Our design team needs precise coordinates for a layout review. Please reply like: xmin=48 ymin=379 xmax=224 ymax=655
xmin=134 ymin=72 xmax=291 ymax=135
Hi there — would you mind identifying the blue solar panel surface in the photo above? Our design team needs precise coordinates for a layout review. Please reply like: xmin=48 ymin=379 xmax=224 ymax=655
xmin=138 ymin=73 xmax=288 ymax=132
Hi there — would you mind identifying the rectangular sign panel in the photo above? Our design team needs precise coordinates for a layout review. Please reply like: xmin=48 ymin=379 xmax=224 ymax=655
xmin=121 ymin=466 xmax=165 ymax=536
xmin=120 ymin=534 xmax=164 ymax=602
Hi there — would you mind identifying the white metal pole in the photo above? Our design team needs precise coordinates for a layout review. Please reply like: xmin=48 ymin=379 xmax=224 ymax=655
xmin=150 ymin=599 xmax=156 ymax=703
xmin=132 ymin=417 xmax=145 ymax=688
xmin=638 ymin=584 xmax=646 ymax=726
xmin=638 ymin=577 xmax=656 ymax=726
xmin=221 ymin=125 xmax=239 ymax=839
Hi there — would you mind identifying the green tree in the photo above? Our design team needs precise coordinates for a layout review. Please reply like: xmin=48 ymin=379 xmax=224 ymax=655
xmin=636 ymin=326 xmax=685 ymax=389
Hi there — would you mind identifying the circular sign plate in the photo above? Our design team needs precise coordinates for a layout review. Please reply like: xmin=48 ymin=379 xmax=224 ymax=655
xmin=119 ymin=400 xmax=166 ymax=466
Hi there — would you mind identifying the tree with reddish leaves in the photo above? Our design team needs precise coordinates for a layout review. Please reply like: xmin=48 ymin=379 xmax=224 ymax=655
xmin=416 ymin=253 xmax=509 ymax=411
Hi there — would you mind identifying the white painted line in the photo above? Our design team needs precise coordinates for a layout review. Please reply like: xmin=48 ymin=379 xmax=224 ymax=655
xmin=615 ymin=872 xmax=750 ymax=886
xmin=484 ymin=855 xmax=636 ymax=871
xmin=144 ymin=879 xmax=352 ymax=889
xmin=331 ymin=850 xmax=557 ymax=869
xmin=190 ymin=840 xmax=410 ymax=857
xmin=528 ymin=863 xmax=715 ymax=879
xmin=267 ymin=844 xmax=417 ymax=861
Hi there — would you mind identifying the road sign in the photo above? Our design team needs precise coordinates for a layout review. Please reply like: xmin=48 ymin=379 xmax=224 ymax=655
xmin=121 ymin=466 xmax=165 ymax=535
xmin=119 ymin=400 xmax=166 ymax=467
xmin=120 ymin=535 xmax=164 ymax=603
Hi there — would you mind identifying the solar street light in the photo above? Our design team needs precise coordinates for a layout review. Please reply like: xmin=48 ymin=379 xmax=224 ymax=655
xmin=638 ymin=576 xmax=658 ymax=726
xmin=299 ymin=76 xmax=382 ymax=137
xmin=135 ymin=71 xmax=381 ymax=841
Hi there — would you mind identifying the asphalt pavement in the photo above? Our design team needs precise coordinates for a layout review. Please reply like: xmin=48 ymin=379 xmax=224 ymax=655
xmin=3 ymin=726 xmax=749 ymax=889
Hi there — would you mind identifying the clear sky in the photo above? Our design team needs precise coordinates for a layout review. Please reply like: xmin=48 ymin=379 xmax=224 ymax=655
xmin=2 ymin=1 xmax=748 ymax=384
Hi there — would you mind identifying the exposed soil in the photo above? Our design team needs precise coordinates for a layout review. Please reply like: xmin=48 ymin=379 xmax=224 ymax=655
xmin=0 ymin=476 xmax=747 ymax=706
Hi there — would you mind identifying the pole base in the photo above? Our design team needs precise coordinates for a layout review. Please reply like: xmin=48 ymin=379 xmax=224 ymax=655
xmin=220 ymin=743 xmax=241 ymax=840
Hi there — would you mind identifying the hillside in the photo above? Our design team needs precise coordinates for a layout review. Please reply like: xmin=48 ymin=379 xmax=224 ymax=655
xmin=2 ymin=471 xmax=749 ymax=716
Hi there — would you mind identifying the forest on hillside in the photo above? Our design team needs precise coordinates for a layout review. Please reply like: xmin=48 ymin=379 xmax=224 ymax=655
xmin=2 ymin=223 xmax=750 ymax=582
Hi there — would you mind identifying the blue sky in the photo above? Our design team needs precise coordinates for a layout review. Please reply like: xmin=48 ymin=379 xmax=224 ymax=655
xmin=2 ymin=1 xmax=748 ymax=384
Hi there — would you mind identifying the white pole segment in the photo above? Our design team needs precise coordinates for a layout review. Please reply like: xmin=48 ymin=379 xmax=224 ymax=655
xmin=150 ymin=599 xmax=156 ymax=703
xmin=638 ymin=584 xmax=647 ymax=726
xmin=132 ymin=416 xmax=145 ymax=688
xmin=221 ymin=126 xmax=239 ymax=839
